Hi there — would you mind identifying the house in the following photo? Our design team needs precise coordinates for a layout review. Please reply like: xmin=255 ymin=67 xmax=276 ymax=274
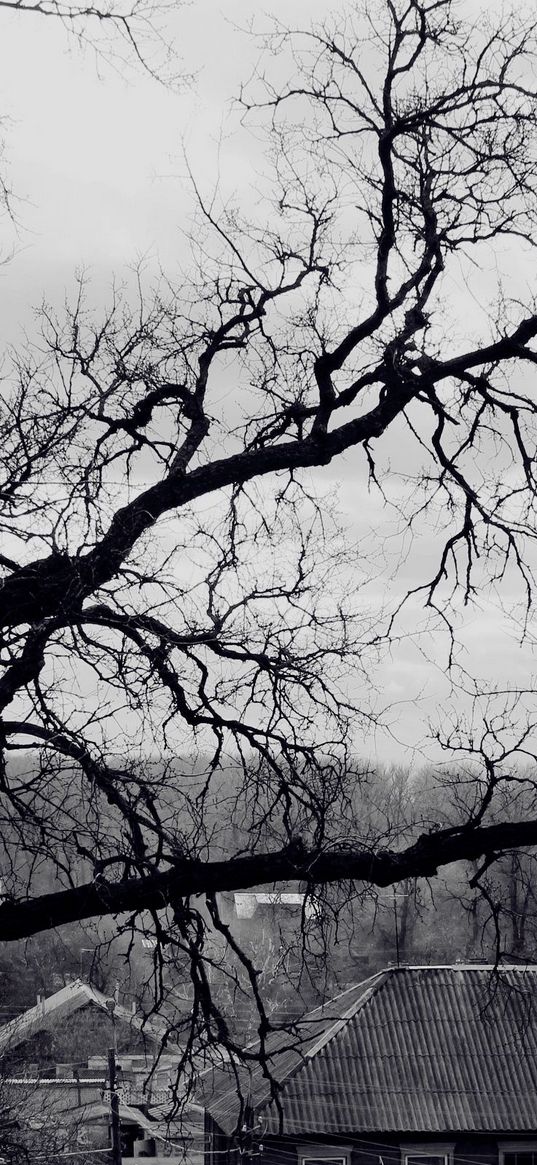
xmin=0 ymin=979 xmax=203 ymax=1163
xmin=4 ymin=1075 xmax=205 ymax=1164
xmin=201 ymin=965 xmax=537 ymax=1165
xmin=0 ymin=977 xmax=183 ymax=1058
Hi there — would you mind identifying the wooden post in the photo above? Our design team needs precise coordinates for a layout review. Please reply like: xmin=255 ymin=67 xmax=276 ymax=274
xmin=108 ymin=1046 xmax=122 ymax=1165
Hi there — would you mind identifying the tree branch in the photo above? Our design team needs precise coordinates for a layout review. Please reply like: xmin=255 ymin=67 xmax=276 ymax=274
xmin=2 ymin=820 xmax=537 ymax=941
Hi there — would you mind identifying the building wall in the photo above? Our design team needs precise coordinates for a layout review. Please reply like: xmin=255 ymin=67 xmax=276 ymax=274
xmin=212 ymin=1131 xmax=537 ymax=1165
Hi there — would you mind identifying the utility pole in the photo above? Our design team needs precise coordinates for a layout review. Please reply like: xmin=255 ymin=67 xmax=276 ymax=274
xmin=108 ymin=1045 xmax=122 ymax=1165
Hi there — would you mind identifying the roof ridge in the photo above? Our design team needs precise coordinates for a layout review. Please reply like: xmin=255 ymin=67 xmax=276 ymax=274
xmin=292 ymin=968 xmax=389 ymax=1030
xmin=384 ymin=964 xmax=537 ymax=971
xmin=255 ymin=970 xmax=394 ymax=1111
xmin=235 ymin=969 xmax=389 ymax=1061
xmin=302 ymin=969 xmax=392 ymax=1061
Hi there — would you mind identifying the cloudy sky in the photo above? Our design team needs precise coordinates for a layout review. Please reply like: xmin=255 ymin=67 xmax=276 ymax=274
xmin=1 ymin=0 xmax=534 ymax=768
xmin=0 ymin=0 xmax=332 ymax=333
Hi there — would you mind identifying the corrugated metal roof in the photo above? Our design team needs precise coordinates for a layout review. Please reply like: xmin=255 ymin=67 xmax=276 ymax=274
xmin=204 ymin=966 xmax=537 ymax=1136
xmin=200 ymin=972 xmax=387 ymax=1134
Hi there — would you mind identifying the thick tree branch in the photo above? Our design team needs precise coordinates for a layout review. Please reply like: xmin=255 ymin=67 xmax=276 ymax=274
xmin=2 ymin=820 xmax=537 ymax=942
xmin=4 ymin=305 xmax=537 ymax=633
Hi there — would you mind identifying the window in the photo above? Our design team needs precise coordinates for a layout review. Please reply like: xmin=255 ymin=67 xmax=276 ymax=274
xmin=402 ymin=1142 xmax=454 ymax=1165
xmin=405 ymin=1156 xmax=449 ymax=1165
xmin=500 ymin=1141 xmax=537 ymax=1165
xmin=302 ymin=1157 xmax=346 ymax=1165
xmin=298 ymin=1144 xmax=350 ymax=1165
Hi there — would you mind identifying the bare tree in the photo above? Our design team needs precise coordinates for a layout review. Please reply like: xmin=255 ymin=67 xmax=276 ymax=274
xmin=0 ymin=0 xmax=185 ymax=84
xmin=4 ymin=0 xmax=537 ymax=1071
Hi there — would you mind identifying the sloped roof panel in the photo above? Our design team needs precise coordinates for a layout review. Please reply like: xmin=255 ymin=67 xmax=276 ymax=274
xmin=263 ymin=967 xmax=537 ymax=1135
xmin=204 ymin=967 xmax=537 ymax=1136
xmin=200 ymin=972 xmax=388 ymax=1134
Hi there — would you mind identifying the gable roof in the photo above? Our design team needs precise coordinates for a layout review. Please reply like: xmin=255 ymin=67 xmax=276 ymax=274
xmin=0 ymin=978 xmax=182 ymax=1056
xmin=203 ymin=965 xmax=537 ymax=1137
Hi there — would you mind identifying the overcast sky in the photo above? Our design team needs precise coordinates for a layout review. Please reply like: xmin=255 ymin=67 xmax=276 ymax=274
xmin=0 ymin=0 xmax=334 ymax=336
xmin=1 ymin=0 xmax=534 ymax=768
